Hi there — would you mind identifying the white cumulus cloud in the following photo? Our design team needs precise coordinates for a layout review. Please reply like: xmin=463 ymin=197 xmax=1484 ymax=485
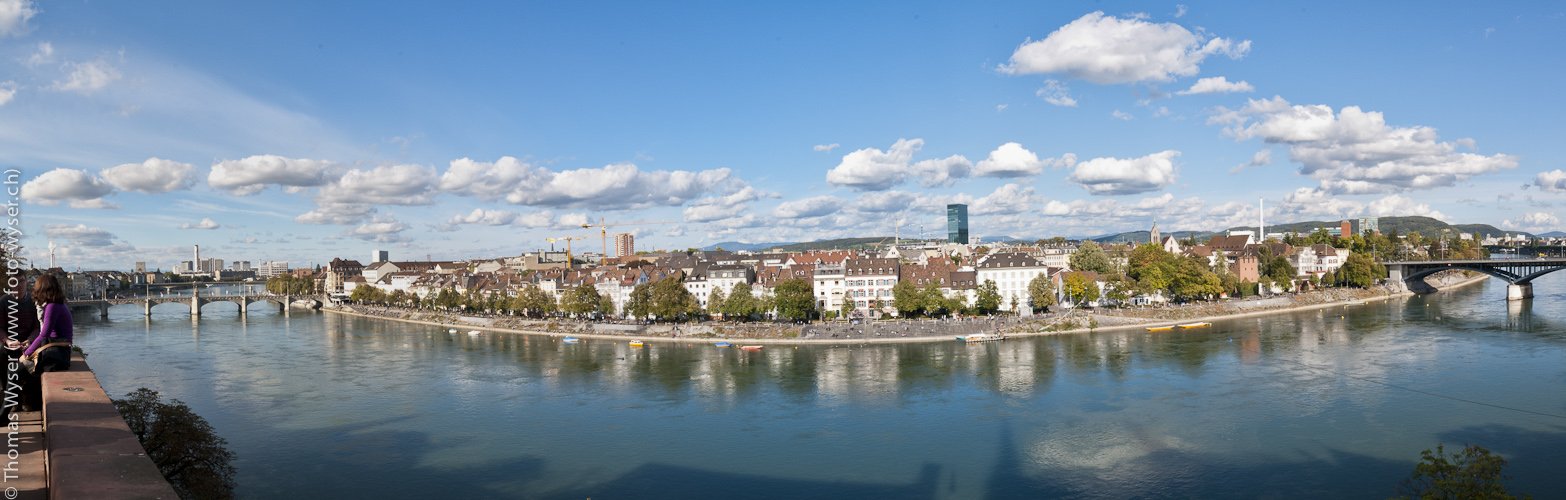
xmin=1068 ymin=150 xmax=1180 ymax=195
xmin=23 ymin=41 xmax=51 ymax=67
xmin=772 ymin=196 xmax=845 ymax=219
xmin=294 ymin=203 xmax=374 ymax=225
xmin=439 ymin=157 xmax=730 ymax=209
xmin=1216 ymin=96 xmax=1518 ymax=194
xmin=316 ymin=163 xmax=437 ymax=206
xmin=1501 ymin=212 xmax=1560 ymax=231
xmin=973 ymin=142 xmax=1075 ymax=178
xmin=20 ymin=168 xmax=115 ymax=206
xmin=0 ymin=0 xmax=38 ymax=37
xmin=346 ymin=214 xmax=410 ymax=244
xmin=1536 ymin=170 xmax=1566 ymax=193
xmin=179 ymin=218 xmax=220 ymax=230
xmin=1000 ymin=11 xmax=1251 ymax=85
xmin=824 ymin=138 xmax=973 ymax=190
xmin=854 ymin=191 xmax=920 ymax=213
xmin=813 ymin=143 xmax=840 ymax=152
xmin=101 ymin=158 xmax=197 ymax=194
xmin=1036 ymin=79 xmax=1077 ymax=106
xmin=0 ymin=80 xmax=16 ymax=107
xmin=683 ymin=185 xmax=768 ymax=223
xmin=51 ymin=59 xmax=122 ymax=94
xmin=1177 ymin=76 xmax=1255 ymax=95
xmin=971 ymin=184 xmax=1046 ymax=215
xmin=209 ymin=155 xmax=339 ymax=195
xmin=1230 ymin=149 xmax=1272 ymax=174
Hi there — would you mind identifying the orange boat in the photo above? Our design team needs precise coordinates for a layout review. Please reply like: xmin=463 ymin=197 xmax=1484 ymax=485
xmin=739 ymin=345 xmax=763 ymax=351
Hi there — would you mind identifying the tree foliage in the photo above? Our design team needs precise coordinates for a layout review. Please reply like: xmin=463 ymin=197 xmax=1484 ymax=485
xmin=706 ymin=286 xmax=727 ymax=316
xmin=773 ymin=278 xmax=815 ymax=320
xmin=1069 ymin=241 xmax=1114 ymax=274
xmin=721 ymin=282 xmax=760 ymax=321
xmin=561 ymin=283 xmax=603 ymax=317
xmin=1063 ymin=273 xmax=1099 ymax=306
xmin=265 ymin=274 xmax=317 ymax=294
xmin=892 ymin=279 xmax=921 ymax=317
xmin=1027 ymin=272 xmax=1056 ymax=312
xmin=973 ymin=279 xmax=1002 ymax=314
xmin=1393 ymin=443 xmax=1533 ymax=500
xmin=1337 ymin=253 xmax=1384 ymax=288
xmin=511 ymin=284 xmax=557 ymax=318
xmin=114 ymin=388 xmax=238 ymax=500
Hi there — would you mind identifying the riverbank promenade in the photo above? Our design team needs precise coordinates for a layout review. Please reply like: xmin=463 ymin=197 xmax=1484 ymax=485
xmin=9 ymin=352 xmax=179 ymax=499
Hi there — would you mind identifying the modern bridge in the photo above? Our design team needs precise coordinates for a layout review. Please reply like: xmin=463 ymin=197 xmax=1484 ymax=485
xmin=69 ymin=291 xmax=329 ymax=318
xmin=1384 ymin=257 xmax=1566 ymax=300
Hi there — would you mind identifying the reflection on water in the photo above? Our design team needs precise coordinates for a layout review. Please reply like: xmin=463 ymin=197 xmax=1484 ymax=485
xmin=77 ymin=276 xmax=1566 ymax=499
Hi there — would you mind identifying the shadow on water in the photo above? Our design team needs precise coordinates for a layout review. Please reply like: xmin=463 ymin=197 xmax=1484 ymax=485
xmin=537 ymin=463 xmax=941 ymax=500
xmin=1439 ymin=424 xmax=1566 ymax=497
xmin=981 ymin=419 xmax=1566 ymax=500
xmin=244 ymin=414 xmax=943 ymax=500
xmin=240 ymin=416 xmax=544 ymax=500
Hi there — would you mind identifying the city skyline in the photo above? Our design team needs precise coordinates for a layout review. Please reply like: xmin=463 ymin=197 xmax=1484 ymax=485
xmin=4 ymin=1 xmax=1565 ymax=269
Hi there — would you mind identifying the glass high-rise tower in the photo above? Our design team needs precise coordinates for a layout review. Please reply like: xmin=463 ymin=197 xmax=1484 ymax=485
xmin=947 ymin=204 xmax=968 ymax=244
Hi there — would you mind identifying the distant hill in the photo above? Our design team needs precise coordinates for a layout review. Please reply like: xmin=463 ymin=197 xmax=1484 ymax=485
xmin=1091 ymin=230 xmax=1222 ymax=244
xmin=1228 ymin=216 xmax=1523 ymax=239
xmin=699 ymin=241 xmax=797 ymax=252
xmin=702 ymin=216 xmax=1531 ymax=252
xmin=1537 ymin=231 xmax=1566 ymax=238
xmin=703 ymin=236 xmax=912 ymax=253
xmin=1090 ymin=216 xmax=1525 ymax=245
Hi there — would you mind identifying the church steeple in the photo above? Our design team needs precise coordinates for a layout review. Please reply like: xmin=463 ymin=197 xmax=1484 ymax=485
xmin=1150 ymin=217 xmax=1161 ymax=245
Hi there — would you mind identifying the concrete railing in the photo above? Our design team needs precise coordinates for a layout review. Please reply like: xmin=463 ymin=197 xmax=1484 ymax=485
xmin=40 ymin=353 xmax=178 ymax=499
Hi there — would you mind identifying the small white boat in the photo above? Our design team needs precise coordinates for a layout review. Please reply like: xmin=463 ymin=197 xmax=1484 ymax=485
xmin=468 ymin=330 xmax=482 ymax=336
xmin=563 ymin=337 xmax=581 ymax=343
xmin=447 ymin=328 xmax=458 ymax=334
xmin=958 ymin=333 xmax=1005 ymax=342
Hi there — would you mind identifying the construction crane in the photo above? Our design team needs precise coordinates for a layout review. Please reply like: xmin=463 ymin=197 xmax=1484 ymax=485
xmin=545 ymin=234 xmax=595 ymax=270
xmin=580 ymin=219 xmax=676 ymax=258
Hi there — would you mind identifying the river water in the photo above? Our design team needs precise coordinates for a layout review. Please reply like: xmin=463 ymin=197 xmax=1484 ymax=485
xmin=76 ymin=276 xmax=1565 ymax=499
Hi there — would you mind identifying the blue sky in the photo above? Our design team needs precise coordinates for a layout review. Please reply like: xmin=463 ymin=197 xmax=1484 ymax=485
xmin=3 ymin=1 xmax=1564 ymax=270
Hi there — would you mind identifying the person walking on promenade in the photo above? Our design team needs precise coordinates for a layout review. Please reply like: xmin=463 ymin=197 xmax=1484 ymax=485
xmin=19 ymin=275 xmax=73 ymax=376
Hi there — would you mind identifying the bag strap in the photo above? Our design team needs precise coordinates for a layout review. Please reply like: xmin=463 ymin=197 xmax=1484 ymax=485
xmin=23 ymin=342 xmax=71 ymax=361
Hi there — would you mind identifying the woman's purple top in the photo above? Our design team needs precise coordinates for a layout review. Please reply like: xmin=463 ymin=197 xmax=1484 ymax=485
xmin=23 ymin=302 xmax=71 ymax=358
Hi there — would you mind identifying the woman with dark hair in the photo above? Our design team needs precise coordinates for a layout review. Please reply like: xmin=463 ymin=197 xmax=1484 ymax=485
xmin=3 ymin=294 xmax=41 ymax=413
xmin=19 ymin=274 xmax=72 ymax=374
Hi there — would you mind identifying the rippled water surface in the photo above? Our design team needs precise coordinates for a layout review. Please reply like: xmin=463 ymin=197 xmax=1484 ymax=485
xmin=77 ymin=276 xmax=1566 ymax=499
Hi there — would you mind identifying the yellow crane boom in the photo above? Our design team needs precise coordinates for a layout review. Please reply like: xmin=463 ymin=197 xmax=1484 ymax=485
xmin=580 ymin=218 xmax=676 ymax=258
xmin=545 ymin=234 xmax=595 ymax=270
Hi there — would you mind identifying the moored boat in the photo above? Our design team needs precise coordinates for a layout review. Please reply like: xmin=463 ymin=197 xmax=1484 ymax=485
xmin=739 ymin=345 xmax=762 ymax=351
xmin=447 ymin=328 xmax=458 ymax=334
xmin=1178 ymin=322 xmax=1210 ymax=329
xmin=959 ymin=332 xmax=1004 ymax=342
xmin=1146 ymin=326 xmax=1174 ymax=331
xmin=468 ymin=330 xmax=482 ymax=335
xmin=629 ymin=341 xmax=645 ymax=347
xmin=714 ymin=342 xmax=733 ymax=348
xmin=563 ymin=337 xmax=581 ymax=343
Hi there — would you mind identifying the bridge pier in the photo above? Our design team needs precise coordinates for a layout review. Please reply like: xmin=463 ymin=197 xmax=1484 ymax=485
xmin=239 ymin=300 xmax=247 ymax=316
xmin=190 ymin=297 xmax=201 ymax=317
xmin=1507 ymin=283 xmax=1533 ymax=301
xmin=144 ymin=300 xmax=151 ymax=316
xmin=98 ymin=303 xmax=108 ymax=319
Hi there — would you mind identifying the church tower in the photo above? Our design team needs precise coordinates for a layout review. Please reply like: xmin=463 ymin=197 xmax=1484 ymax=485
xmin=1149 ymin=218 xmax=1161 ymax=245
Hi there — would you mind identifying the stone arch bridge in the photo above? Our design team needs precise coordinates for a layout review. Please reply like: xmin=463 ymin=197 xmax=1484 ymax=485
xmin=69 ymin=292 xmax=328 ymax=318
